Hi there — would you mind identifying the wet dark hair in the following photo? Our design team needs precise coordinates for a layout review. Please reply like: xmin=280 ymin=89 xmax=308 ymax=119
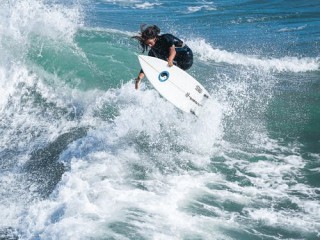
xmin=132 ymin=24 xmax=160 ymax=52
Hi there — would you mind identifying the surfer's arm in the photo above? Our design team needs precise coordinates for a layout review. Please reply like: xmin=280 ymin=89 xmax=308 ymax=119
xmin=167 ymin=45 xmax=176 ymax=67
xmin=135 ymin=70 xmax=145 ymax=90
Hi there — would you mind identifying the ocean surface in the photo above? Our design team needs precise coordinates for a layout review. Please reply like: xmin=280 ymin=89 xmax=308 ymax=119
xmin=0 ymin=0 xmax=319 ymax=239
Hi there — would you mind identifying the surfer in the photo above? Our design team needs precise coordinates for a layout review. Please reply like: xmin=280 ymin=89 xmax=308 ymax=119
xmin=132 ymin=24 xmax=193 ymax=89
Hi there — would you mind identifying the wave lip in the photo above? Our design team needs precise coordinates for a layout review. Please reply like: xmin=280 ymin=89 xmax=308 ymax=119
xmin=188 ymin=39 xmax=320 ymax=73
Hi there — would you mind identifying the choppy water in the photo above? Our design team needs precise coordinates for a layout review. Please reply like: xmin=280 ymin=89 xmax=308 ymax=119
xmin=0 ymin=0 xmax=319 ymax=239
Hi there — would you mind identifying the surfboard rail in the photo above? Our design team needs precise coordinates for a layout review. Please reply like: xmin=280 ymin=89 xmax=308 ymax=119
xmin=138 ymin=55 xmax=210 ymax=115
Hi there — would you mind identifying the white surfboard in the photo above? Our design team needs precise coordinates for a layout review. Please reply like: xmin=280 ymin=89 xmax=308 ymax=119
xmin=138 ymin=55 xmax=210 ymax=115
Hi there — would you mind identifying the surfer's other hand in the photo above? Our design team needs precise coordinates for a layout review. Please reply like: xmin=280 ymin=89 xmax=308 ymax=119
xmin=135 ymin=77 xmax=141 ymax=90
xmin=168 ymin=60 xmax=174 ymax=67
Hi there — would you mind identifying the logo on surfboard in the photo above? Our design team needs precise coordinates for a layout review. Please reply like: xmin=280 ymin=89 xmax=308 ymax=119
xmin=158 ymin=71 xmax=170 ymax=82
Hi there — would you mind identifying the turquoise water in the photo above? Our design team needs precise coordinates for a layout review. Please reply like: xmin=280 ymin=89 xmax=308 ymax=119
xmin=0 ymin=0 xmax=319 ymax=239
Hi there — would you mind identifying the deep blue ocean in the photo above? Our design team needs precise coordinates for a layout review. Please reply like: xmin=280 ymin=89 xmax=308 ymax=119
xmin=0 ymin=0 xmax=319 ymax=239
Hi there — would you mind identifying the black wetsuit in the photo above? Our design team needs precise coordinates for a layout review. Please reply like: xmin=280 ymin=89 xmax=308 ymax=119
xmin=143 ymin=34 xmax=193 ymax=71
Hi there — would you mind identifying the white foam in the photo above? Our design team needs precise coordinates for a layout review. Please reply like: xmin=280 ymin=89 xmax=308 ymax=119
xmin=216 ymin=131 xmax=320 ymax=236
xmin=11 ymin=79 xmax=225 ymax=239
xmin=246 ymin=207 xmax=320 ymax=234
xmin=102 ymin=0 xmax=161 ymax=9
xmin=278 ymin=25 xmax=307 ymax=32
xmin=20 ymin=165 xmax=232 ymax=239
xmin=0 ymin=1 xmax=90 ymax=235
xmin=187 ymin=39 xmax=320 ymax=72
xmin=3 ymin=71 xmax=318 ymax=239
xmin=0 ymin=0 xmax=85 ymax=114
xmin=1 ymin=0 xmax=82 ymax=51
xmin=134 ymin=2 xmax=162 ymax=9
xmin=187 ymin=4 xmax=216 ymax=13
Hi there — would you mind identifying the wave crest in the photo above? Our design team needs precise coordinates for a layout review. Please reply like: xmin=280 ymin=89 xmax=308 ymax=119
xmin=187 ymin=39 xmax=319 ymax=72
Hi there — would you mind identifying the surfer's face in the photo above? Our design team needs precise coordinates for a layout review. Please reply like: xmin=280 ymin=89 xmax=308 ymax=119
xmin=145 ymin=38 xmax=157 ymax=47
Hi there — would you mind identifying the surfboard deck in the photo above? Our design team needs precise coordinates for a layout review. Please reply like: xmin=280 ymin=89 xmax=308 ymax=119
xmin=138 ymin=55 xmax=210 ymax=115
